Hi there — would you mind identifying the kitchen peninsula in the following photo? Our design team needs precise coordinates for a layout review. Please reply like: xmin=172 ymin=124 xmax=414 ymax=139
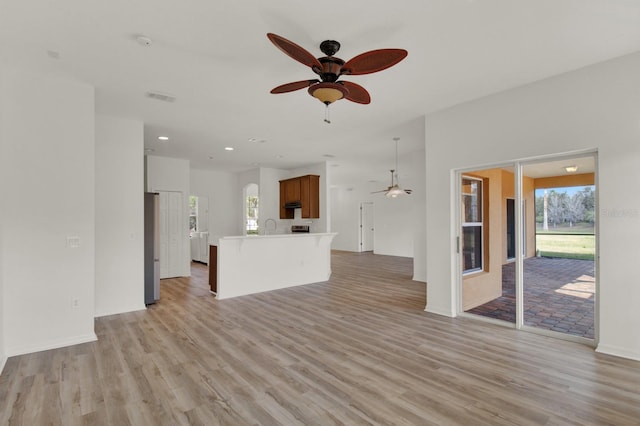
xmin=210 ymin=232 xmax=336 ymax=300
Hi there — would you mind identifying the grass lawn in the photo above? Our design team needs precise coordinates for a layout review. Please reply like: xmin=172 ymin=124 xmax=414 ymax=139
xmin=536 ymin=222 xmax=594 ymax=235
xmin=536 ymin=234 xmax=595 ymax=260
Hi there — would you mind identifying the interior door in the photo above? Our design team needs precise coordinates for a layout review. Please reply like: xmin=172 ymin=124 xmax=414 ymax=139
xmin=361 ymin=202 xmax=374 ymax=252
xmin=168 ymin=192 xmax=183 ymax=277
xmin=158 ymin=191 xmax=183 ymax=279
xmin=159 ymin=192 xmax=169 ymax=278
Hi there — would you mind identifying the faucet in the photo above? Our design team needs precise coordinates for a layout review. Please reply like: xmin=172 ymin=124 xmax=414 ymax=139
xmin=264 ymin=218 xmax=277 ymax=235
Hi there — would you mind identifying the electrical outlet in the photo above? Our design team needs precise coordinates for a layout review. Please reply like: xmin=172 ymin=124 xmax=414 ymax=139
xmin=71 ymin=298 xmax=80 ymax=309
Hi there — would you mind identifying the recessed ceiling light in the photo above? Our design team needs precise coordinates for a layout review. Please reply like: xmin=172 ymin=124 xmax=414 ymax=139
xmin=158 ymin=136 xmax=169 ymax=141
xmin=564 ymin=165 xmax=578 ymax=173
xmin=275 ymin=154 xmax=284 ymax=159
xmin=225 ymin=147 xmax=234 ymax=151
xmin=323 ymin=154 xmax=336 ymax=158
xmin=144 ymin=148 xmax=155 ymax=153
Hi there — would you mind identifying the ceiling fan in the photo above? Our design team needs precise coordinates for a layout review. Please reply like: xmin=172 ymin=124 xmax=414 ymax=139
xmin=266 ymin=33 xmax=407 ymax=113
xmin=372 ymin=137 xmax=412 ymax=198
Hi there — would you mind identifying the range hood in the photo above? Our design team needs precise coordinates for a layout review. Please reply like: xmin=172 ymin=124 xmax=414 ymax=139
xmin=284 ymin=201 xmax=302 ymax=209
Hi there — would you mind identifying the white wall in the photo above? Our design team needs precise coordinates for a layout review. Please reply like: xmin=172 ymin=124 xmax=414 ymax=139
xmin=329 ymin=186 xmax=363 ymax=252
xmin=329 ymin=150 xmax=427 ymax=282
xmin=424 ymin=52 xmax=640 ymax=360
xmin=190 ymin=168 xmax=240 ymax=238
xmin=0 ymin=67 xmax=97 ymax=356
xmin=373 ymin=150 xmax=425 ymax=259
xmin=258 ymin=167 xmax=290 ymax=234
xmin=0 ymin=64 xmax=4 ymax=369
xmin=95 ymin=116 xmax=145 ymax=317
xmin=146 ymin=155 xmax=191 ymax=277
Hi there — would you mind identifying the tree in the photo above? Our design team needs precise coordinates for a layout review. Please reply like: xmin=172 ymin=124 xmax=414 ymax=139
xmin=581 ymin=186 xmax=595 ymax=223
xmin=565 ymin=192 xmax=585 ymax=227
xmin=546 ymin=190 xmax=568 ymax=227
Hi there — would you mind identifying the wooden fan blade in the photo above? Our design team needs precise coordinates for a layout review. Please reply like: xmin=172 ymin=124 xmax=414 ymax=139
xmin=341 ymin=49 xmax=408 ymax=76
xmin=267 ymin=33 xmax=323 ymax=72
xmin=371 ymin=189 xmax=389 ymax=194
xmin=271 ymin=80 xmax=319 ymax=94
xmin=404 ymin=189 xmax=413 ymax=194
xmin=341 ymin=81 xmax=371 ymax=104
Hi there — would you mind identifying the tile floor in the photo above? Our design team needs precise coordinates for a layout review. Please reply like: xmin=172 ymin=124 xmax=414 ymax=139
xmin=467 ymin=257 xmax=595 ymax=339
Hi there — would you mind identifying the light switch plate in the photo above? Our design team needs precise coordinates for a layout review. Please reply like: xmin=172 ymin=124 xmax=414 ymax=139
xmin=67 ymin=236 xmax=80 ymax=248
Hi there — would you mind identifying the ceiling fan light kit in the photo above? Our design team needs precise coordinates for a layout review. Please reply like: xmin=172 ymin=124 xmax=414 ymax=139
xmin=372 ymin=137 xmax=412 ymax=198
xmin=267 ymin=33 xmax=407 ymax=121
xmin=386 ymin=186 xmax=406 ymax=198
xmin=309 ymin=82 xmax=348 ymax=104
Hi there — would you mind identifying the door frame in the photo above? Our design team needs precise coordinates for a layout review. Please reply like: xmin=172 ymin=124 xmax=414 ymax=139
xmin=453 ymin=150 xmax=599 ymax=346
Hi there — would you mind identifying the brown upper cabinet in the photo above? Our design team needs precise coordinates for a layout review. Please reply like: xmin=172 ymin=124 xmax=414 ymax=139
xmin=280 ymin=174 xmax=320 ymax=219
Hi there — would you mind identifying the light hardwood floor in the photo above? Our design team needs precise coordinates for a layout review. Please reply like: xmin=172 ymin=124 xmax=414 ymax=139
xmin=1 ymin=251 xmax=640 ymax=425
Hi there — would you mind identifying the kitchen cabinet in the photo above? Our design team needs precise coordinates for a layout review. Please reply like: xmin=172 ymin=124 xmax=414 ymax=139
xmin=300 ymin=174 xmax=320 ymax=218
xmin=281 ymin=178 xmax=300 ymax=206
xmin=279 ymin=174 xmax=320 ymax=219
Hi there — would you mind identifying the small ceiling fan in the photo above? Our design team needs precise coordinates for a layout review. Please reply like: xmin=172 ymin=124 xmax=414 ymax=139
xmin=372 ymin=138 xmax=412 ymax=198
xmin=266 ymin=33 xmax=407 ymax=110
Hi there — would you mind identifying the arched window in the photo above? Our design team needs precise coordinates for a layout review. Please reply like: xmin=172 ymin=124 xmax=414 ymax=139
xmin=244 ymin=183 xmax=259 ymax=235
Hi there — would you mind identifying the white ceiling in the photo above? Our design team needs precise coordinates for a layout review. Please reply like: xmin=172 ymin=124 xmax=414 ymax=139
xmin=2 ymin=0 xmax=640 ymax=185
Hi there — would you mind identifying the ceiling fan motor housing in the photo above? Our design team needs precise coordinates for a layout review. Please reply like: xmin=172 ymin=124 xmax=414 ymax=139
xmin=317 ymin=57 xmax=345 ymax=82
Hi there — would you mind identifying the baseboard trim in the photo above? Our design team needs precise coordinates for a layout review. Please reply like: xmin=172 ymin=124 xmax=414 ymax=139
xmin=6 ymin=333 xmax=98 ymax=358
xmin=596 ymin=344 xmax=640 ymax=361
xmin=94 ymin=305 xmax=147 ymax=318
xmin=424 ymin=304 xmax=456 ymax=317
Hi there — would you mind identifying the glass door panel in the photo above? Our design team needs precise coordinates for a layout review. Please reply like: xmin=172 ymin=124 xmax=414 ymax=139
xmin=521 ymin=156 xmax=596 ymax=339
xmin=461 ymin=166 xmax=516 ymax=324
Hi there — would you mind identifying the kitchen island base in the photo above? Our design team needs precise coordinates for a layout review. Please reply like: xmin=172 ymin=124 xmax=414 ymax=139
xmin=212 ymin=233 xmax=336 ymax=300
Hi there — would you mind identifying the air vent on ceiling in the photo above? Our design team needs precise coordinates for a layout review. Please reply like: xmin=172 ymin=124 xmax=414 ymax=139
xmin=145 ymin=91 xmax=176 ymax=103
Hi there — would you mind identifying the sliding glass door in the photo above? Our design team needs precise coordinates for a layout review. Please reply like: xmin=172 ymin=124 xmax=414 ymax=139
xmin=458 ymin=153 xmax=597 ymax=343
xmin=460 ymin=165 xmax=516 ymax=325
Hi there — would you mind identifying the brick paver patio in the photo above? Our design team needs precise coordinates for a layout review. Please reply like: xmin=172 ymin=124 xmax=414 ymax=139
xmin=467 ymin=257 xmax=595 ymax=339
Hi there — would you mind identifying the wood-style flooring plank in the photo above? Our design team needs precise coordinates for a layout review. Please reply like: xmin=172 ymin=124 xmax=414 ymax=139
xmin=1 ymin=251 xmax=640 ymax=425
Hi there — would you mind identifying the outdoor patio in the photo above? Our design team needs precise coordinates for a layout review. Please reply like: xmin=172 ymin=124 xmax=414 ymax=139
xmin=467 ymin=257 xmax=595 ymax=339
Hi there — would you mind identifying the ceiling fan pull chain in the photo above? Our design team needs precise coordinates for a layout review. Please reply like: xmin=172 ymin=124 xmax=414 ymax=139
xmin=324 ymin=105 xmax=331 ymax=124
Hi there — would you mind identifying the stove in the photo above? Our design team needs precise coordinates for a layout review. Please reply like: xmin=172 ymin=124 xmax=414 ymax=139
xmin=291 ymin=225 xmax=310 ymax=233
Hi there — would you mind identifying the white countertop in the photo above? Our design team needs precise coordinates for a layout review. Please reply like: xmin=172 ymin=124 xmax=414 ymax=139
xmin=220 ymin=232 xmax=336 ymax=241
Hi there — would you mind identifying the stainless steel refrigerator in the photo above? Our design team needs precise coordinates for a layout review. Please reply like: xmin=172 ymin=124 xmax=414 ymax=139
xmin=144 ymin=192 xmax=160 ymax=304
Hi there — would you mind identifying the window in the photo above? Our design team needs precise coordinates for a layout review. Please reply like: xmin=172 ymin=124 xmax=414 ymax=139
xmin=462 ymin=177 xmax=483 ymax=273
xmin=246 ymin=195 xmax=259 ymax=235
xmin=189 ymin=196 xmax=198 ymax=234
